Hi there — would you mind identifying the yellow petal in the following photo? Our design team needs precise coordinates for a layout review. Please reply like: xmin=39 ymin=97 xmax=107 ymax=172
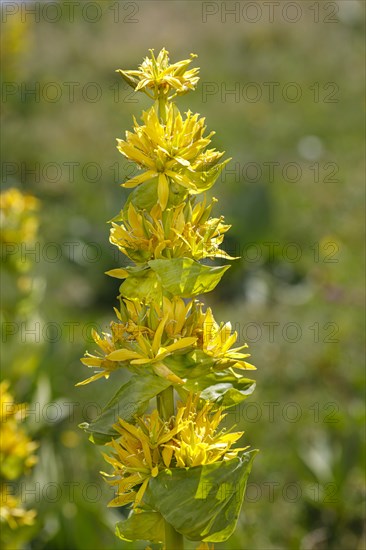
xmin=158 ymin=173 xmax=169 ymax=210
xmin=75 ymin=372 xmax=106 ymax=386
xmin=107 ymin=349 xmax=144 ymax=361
xmin=122 ymin=170 xmax=156 ymax=188
xmin=108 ymin=492 xmax=136 ymax=507
xmin=164 ymin=336 xmax=197 ymax=353
xmin=133 ymin=477 xmax=150 ymax=509
xmin=162 ymin=445 xmax=174 ymax=467
xmin=152 ymin=314 xmax=168 ymax=355
xmin=153 ymin=363 xmax=184 ymax=385
xmin=105 ymin=268 xmax=129 ymax=279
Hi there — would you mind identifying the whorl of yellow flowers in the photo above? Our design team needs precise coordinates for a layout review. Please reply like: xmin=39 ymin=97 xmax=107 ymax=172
xmin=103 ymin=395 xmax=247 ymax=509
xmin=79 ymin=49 xmax=257 ymax=549
xmin=0 ymin=381 xmax=37 ymax=530
xmin=117 ymin=103 xmax=230 ymax=210
xmin=110 ymin=197 xmax=234 ymax=264
xmin=78 ymin=296 xmax=254 ymax=386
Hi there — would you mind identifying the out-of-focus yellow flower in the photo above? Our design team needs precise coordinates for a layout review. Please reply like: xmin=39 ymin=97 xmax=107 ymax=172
xmin=0 ymin=381 xmax=38 ymax=478
xmin=116 ymin=48 xmax=199 ymax=100
xmin=0 ymin=487 xmax=36 ymax=530
xmin=103 ymin=395 xmax=246 ymax=509
xmin=0 ymin=188 xmax=40 ymax=274
xmin=117 ymin=103 xmax=229 ymax=209
xmin=0 ymin=188 xmax=39 ymax=246
xmin=78 ymin=297 xmax=254 ymax=385
xmin=0 ymin=382 xmax=37 ymax=529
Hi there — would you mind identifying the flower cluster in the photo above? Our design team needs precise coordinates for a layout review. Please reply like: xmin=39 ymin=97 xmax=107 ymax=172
xmin=117 ymin=103 xmax=230 ymax=210
xmin=79 ymin=296 xmax=254 ymax=386
xmin=110 ymin=197 xmax=233 ymax=264
xmin=103 ymin=395 xmax=246 ymax=510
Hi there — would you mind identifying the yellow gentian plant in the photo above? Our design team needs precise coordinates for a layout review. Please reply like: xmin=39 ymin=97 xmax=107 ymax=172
xmin=79 ymin=49 xmax=257 ymax=549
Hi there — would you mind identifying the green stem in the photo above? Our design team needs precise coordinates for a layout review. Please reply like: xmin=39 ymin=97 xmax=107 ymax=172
xmin=157 ymin=385 xmax=184 ymax=550
xmin=164 ymin=520 xmax=184 ymax=550
xmin=158 ymin=94 xmax=167 ymax=125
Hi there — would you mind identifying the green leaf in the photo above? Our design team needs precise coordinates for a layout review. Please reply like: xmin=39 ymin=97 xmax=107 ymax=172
xmin=144 ymin=451 xmax=258 ymax=542
xmin=124 ymin=178 xmax=158 ymax=212
xmin=79 ymin=374 xmax=171 ymax=444
xmin=124 ymin=176 xmax=187 ymax=213
xmin=149 ymin=257 xmax=230 ymax=297
xmin=184 ymin=370 xmax=256 ymax=409
xmin=115 ymin=510 xmax=164 ymax=543
xmin=165 ymin=349 xmax=215 ymax=378
xmin=165 ymin=355 xmax=255 ymax=408
xmin=191 ymin=158 xmax=232 ymax=192
xmin=119 ymin=268 xmax=162 ymax=302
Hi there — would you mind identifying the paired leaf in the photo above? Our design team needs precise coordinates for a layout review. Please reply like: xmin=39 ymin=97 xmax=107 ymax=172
xmin=124 ymin=178 xmax=159 ymax=212
xmin=144 ymin=451 xmax=258 ymax=542
xmin=165 ymin=354 xmax=256 ymax=408
xmin=149 ymin=257 xmax=230 ymax=297
xmin=184 ymin=370 xmax=256 ymax=409
xmin=79 ymin=373 xmax=170 ymax=444
xmin=119 ymin=268 xmax=161 ymax=302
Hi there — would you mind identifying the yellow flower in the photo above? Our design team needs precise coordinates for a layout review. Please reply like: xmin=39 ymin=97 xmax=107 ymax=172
xmin=102 ymin=410 xmax=182 ymax=509
xmin=78 ymin=298 xmax=198 ymax=385
xmin=199 ymin=308 xmax=256 ymax=372
xmin=103 ymin=395 xmax=247 ymax=509
xmin=117 ymin=103 xmax=229 ymax=209
xmin=116 ymin=48 xmax=199 ymax=100
xmin=166 ymin=395 xmax=247 ymax=468
xmin=106 ymin=310 xmax=196 ymax=384
xmin=77 ymin=328 xmax=121 ymax=385
xmin=0 ymin=486 xmax=36 ymax=530
xmin=110 ymin=196 xmax=234 ymax=263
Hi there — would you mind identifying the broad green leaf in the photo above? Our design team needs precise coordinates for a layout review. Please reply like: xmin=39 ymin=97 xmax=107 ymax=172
xmin=115 ymin=510 xmax=164 ymax=543
xmin=184 ymin=370 xmax=256 ymax=409
xmin=164 ymin=350 xmax=215 ymax=379
xmin=119 ymin=269 xmax=161 ymax=302
xmin=145 ymin=451 xmax=258 ymax=542
xmin=79 ymin=374 xmax=170 ymax=444
xmin=124 ymin=176 xmax=187 ymax=212
xmin=149 ymin=257 xmax=230 ymax=297
xmin=165 ymin=355 xmax=256 ymax=407
xmin=124 ymin=178 xmax=158 ymax=212
xmin=193 ymin=158 xmax=232 ymax=192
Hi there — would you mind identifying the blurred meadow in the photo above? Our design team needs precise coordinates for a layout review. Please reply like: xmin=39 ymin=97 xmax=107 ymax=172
xmin=1 ymin=1 xmax=365 ymax=549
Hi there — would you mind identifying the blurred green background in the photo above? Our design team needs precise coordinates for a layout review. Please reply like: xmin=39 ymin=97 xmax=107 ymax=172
xmin=1 ymin=1 xmax=365 ymax=549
